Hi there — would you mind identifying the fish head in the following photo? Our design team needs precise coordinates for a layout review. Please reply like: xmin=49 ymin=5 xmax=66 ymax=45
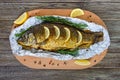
xmin=17 ymin=32 xmax=36 ymax=48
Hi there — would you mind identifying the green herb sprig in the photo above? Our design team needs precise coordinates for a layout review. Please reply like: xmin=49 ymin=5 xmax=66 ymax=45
xmin=36 ymin=16 xmax=87 ymax=30
xmin=57 ymin=48 xmax=79 ymax=56
xmin=15 ymin=27 xmax=32 ymax=37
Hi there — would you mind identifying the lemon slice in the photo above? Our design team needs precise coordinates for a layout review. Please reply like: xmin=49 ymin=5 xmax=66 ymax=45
xmin=64 ymin=27 xmax=71 ymax=42
xmin=44 ymin=26 xmax=50 ymax=39
xmin=70 ymin=8 xmax=84 ymax=17
xmin=76 ymin=31 xmax=82 ymax=46
xmin=14 ymin=12 xmax=28 ymax=25
xmin=53 ymin=25 xmax=60 ymax=39
xmin=74 ymin=59 xmax=91 ymax=66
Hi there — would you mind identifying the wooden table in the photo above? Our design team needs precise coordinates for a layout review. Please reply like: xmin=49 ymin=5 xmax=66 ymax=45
xmin=0 ymin=0 xmax=120 ymax=80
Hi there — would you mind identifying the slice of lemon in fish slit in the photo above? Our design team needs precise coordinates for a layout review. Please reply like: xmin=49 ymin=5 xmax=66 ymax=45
xmin=64 ymin=27 xmax=71 ymax=42
xmin=53 ymin=25 xmax=60 ymax=39
xmin=44 ymin=26 xmax=50 ymax=39
xmin=76 ymin=30 xmax=82 ymax=46
xmin=74 ymin=59 xmax=91 ymax=66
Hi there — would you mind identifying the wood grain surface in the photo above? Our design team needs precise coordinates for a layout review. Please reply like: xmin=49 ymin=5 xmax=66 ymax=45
xmin=0 ymin=0 xmax=120 ymax=80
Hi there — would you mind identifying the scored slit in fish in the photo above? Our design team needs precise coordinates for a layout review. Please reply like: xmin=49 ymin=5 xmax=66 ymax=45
xmin=17 ymin=23 xmax=103 ymax=51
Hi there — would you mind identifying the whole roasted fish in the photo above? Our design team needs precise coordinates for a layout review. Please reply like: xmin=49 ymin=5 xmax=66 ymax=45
xmin=17 ymin=22 xmax=103 ymax=51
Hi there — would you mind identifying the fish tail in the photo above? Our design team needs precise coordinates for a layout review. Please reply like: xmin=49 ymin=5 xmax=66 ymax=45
xmin=94 ymin=32 xmax=103 ymax=43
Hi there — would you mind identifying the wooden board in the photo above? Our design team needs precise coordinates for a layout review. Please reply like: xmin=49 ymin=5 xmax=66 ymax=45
xmin=12 ymin=9 xmax=108 ymax=69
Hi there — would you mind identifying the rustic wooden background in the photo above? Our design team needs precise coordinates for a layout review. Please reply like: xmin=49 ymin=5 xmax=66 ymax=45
xmin=0 ymin=0 xmax=120 ymax=80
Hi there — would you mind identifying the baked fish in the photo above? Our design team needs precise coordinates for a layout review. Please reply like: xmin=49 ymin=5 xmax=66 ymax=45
xmin=17 ymin=22 xmax=103 ymax=51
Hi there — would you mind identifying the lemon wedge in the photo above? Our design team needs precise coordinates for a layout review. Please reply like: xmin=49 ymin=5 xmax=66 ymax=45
xmin=70 ymin=8 xmax=84 ymax=17
xmin=53 ymin=25 xmax=60 ymax=39
xmin=44 ymin=26 xmax=50 ymax=39
xmin=76 ymin=31 xmax=82 ymax=46
xmin=14 ymin=12 xmax=28 ymax=25
xmin=64 ymin=27 xmax=71 ymax=42
xmin=74 ymin=59 xmax=91 ymax=66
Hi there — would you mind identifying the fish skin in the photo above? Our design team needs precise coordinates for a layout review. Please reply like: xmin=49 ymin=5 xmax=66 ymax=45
xmin=17 ymin=23 xmax=103 ymax=51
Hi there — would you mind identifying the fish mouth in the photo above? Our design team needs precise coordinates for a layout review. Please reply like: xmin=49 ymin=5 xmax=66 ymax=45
xmin=16 ymin=16 xmax=103 ymax=56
